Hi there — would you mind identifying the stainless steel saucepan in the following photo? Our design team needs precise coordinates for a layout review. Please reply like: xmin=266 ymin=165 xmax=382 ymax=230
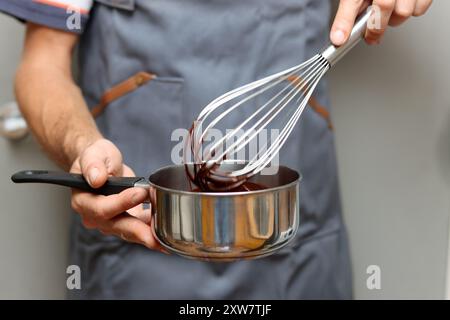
xmin=11 ymin=163 xmax=300 ymax=261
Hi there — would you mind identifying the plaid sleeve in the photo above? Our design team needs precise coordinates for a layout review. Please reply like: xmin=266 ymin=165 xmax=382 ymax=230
xmin=0 ymin=0 xmax=93 ymax=33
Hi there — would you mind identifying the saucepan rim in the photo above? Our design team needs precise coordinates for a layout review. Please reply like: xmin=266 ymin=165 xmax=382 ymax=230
xmin=148 ymin=162 xmax=302 ymax=197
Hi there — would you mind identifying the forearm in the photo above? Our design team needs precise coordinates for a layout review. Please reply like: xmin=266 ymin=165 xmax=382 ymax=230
xmin=15 ymin=63 xmax=101 ymax=169
xmin=14 ymin=24 xmax=102 ymax=170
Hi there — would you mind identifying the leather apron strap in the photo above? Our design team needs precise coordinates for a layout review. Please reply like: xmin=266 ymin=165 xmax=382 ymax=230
xmin=288 ymin=75 xmax=334 ymax=130
xmin=91 ymin=71 xmax=155 ymax=118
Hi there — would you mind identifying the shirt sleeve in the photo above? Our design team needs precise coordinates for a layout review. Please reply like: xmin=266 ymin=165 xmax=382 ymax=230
xmin=0 ymin=0 xmax=93 ymax=33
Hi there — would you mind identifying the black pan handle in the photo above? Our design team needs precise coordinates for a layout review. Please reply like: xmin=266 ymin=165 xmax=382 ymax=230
xmin=11 ymin=170 xmax=149 ymax=196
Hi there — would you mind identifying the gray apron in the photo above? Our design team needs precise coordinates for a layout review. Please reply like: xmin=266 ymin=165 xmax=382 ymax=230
xmin=69 ymin=0 xmax=352 ymax=299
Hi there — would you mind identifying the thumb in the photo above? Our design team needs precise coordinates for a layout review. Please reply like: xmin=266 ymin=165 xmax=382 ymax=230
xmin=79 ymin=140 xmax=123 ymax=188
xmin=81 ymin=153 xmax=109 ymax=188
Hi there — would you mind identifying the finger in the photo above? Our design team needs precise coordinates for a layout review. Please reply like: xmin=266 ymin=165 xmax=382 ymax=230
xmin=128 ymin=206 xmax=152 ymax=224
xmin=79 ymin=140 xmax=123 ymax=188
xmin=149 ymin=187 xmax=157 ymax=215
xmin=121 ymin=165 xmax=152 ymax=222
xmin=389 ymin=0 xmax=416 ymax=26
xmin=365 ymin=0 xmax=396 ymax=44
xmin=122 ymin=164 xmax=136 ymax=178
xmin=103 ymin=213 xmax=161 ymax=250
xmin=70 ymin=158 xmax=82 ymax=174
xmin=71 ymin=187 xmax=148 ymax=221
xmin=81 ymin=217 xmax=97 ymax=229
xmin=331 ymin=0 xmax=366 ymax=46
xmin=413 ymin=0 xmax=433 ymax=16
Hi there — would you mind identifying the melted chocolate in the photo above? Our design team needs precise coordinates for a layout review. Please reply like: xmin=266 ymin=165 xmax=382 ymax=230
xmin=191 ymin=182 xmax=266 ymax=193
xmin=184 ymin=123 xmax=266 ymax=192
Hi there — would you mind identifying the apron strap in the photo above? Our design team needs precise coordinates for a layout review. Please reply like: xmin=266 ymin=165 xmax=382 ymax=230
xmin=287 ymin=75 xmax=334 ymax=130
xmin=308 ymin=97 xmax=334 ymax=130
xmin=91 ymin=71 xmax=155 ymax=118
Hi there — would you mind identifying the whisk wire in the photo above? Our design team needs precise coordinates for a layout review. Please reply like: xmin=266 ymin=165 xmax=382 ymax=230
xmin=232 ymin=57 xmax=330 ymax=177
xmin=203 ymin=56 xmax=325 ymax=166
xmin=251 ymin=64 xmax=330 ymax=174
xmin=196 ymin=55 xmax=320 ymax=143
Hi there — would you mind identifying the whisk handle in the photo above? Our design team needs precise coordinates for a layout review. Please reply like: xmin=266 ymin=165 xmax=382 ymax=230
xmin=321 ymin=7 xmax=373 ymax=67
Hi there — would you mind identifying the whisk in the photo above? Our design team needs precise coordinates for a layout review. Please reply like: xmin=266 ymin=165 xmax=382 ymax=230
xmin=187 ymin=9 xmax=373 ymax=191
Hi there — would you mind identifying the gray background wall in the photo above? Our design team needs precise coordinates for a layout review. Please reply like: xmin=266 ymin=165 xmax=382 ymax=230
xmin=0 ymin=2 xmax=448 ymax=299
xmin=0 ymin=18 xmax=70 ymax=299
xmin=329 ymin=2 xmax=450 ymax=299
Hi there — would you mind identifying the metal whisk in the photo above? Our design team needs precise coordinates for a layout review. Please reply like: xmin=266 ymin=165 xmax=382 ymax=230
xmin=187 ymin=9 xmax=373 ymax=191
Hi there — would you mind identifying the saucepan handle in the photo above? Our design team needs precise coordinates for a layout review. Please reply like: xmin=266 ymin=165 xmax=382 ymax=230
xmin=11 ymin=170 xmax=149 ymax=196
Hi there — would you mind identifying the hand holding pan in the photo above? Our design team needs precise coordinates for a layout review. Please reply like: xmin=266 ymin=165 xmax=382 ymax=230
xmin=12 ymin=169 xmax=161 ymax=248
xmin=11 ymin=163 xmax=301 ymax=261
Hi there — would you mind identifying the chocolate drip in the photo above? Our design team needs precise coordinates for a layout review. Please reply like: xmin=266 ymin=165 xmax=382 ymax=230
xmin=184 ymin=123 xmax=266 ymax=192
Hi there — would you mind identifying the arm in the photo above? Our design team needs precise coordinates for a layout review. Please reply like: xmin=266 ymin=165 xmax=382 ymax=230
xmin=15 ymin=23 xmax=100 ymax=168
xmin=15 ymin=23 xmax=160 ymax=250
xmin=330 ymin=0 xmax=433 ymax=46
